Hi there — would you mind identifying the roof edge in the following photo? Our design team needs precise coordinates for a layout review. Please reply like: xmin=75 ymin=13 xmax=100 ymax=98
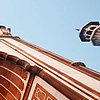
xmin=0 ymin=51 xmax=89 ymax=99
xmin=12 ymin=37 xmax=100 ymax=75
xmin=0 ymin=37 xmax=100 ymax=79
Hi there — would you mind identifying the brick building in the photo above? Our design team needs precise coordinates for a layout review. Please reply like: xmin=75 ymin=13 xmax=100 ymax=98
xmin=0 ymin=26 xmax=100 ymax=100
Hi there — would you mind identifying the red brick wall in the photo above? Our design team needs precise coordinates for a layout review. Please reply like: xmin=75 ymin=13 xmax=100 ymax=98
xmin=0 ymin=55 xmax=29 ymax=100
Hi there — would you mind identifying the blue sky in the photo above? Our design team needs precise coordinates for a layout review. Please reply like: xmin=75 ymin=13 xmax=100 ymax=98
xmin=0 ymin=0 xmax=100 ymax=72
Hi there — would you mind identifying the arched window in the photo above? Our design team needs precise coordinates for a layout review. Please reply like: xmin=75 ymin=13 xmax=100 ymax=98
xmin=86 ymin=31 xmax=92 ymax=35
xmin=90 ymin=27 xmax=96 ymax=30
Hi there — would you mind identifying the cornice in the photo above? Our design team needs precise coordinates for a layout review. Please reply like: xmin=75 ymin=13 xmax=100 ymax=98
xmin=0 ymin=37 xmax=100 ymax=80
xmin=0 ymin=51 xmax=42 ymax=75
xmin=0 ymin=51 xmax=100 ymax=99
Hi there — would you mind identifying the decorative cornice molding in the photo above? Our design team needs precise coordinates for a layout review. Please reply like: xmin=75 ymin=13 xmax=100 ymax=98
xmin=25 ymin=65 xmax=43 ymax=75
xmin=6 ymin=55 xmax=19 ymax=63
xmin=0 ymin=51 xmax=42 ymax=75
xmin=71 ymin=62 xmax=86 ymax=67
xmin=0 ymin=51 xmax=8 ymax=59
xmin=0 ymin=51 xmax=100 ymax=99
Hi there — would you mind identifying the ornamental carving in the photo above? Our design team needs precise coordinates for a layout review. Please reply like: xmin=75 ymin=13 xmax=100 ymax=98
xmin=71 ymin=62 xmax=86 ymax=67
xmin=0 ymin=25 xmax=12 ymax=36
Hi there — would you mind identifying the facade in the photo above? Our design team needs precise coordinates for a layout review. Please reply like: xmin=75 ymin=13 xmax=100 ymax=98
xmin=0 ymin=26 xmax=100 ymax=100
xmin=79 ymin=22 xmax=100 ymax=46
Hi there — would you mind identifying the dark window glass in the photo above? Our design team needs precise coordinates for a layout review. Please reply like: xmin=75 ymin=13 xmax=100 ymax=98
xmin=86 ymin=31 xmax=92 ymax=35
xmin=86 ymin=36 xmax=90 ymax=38
xmin=90 ymin=27 xmax=96 ymax=30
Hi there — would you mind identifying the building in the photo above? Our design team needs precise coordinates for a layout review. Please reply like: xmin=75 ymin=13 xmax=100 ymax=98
xmin=79 ymin=22 xmax=100 ymax=46
xmin=0 ymin=26 xmax=100 ymax=100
